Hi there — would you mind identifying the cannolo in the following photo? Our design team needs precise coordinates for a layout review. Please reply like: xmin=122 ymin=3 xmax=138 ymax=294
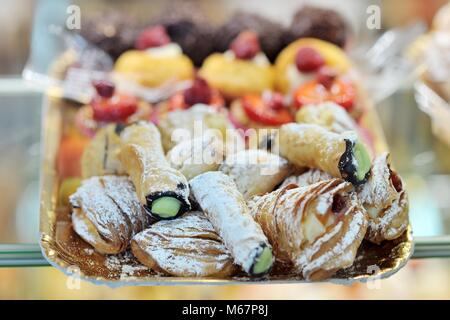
xmin=81 ymin=124 xmax=124 ymax=178
xmin=131 ymin=211 xmax=236 ymax=277
xmin=119 ymin=121 xmax=191 ymax=220
xmin=219 ymin=149 xmax=290 ymax=199
xmin=69 ymin=176 xmax=148 ymax=254
xmin=357 ymin=153 xmax=409 ymax=244
xmin=166 ymin=131 xmax=224 ymax=180
xmin=295 ymin=102 xmax=358 ymax=134
xmin=248 ymin=179 xmax=368 ymax=280
xmin=190 ymin=172 xmax=274 ymax=277
xmin=277 ymin=123 xmax=371 ymax=185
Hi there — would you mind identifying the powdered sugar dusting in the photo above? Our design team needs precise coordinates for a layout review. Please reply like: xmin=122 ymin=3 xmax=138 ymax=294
xmin=250 ymin=179 xmax=368 ymax=280
xmin=69 ymin=176 xmax=148 ymax=254
xmin=357 ymin=153 xmax=409 ymax=243
xmin=220 ymin=149 xmax=290 ymax=199
xmin=132 ymin=212 xmax=235 ymax=277
xmin=296 ymin=102 xmax=358 ymax=134
xmin=281 ymin=170 xmax=333 ymax=189
xmin=190 ymin=172 xmax=272 ymax=274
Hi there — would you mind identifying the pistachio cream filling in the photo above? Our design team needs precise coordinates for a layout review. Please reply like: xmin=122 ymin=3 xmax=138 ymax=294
xmin=252 ymin=246 xmax=273 ymax=276
xmin=151 ymin=197 xmax=182 ymax=218
xmin=353 ymin=142 xmax=371 ymax=182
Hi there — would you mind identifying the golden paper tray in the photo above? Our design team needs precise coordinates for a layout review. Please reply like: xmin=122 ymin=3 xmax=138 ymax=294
xmin=39 ymin=95 xmax=413 ymax=287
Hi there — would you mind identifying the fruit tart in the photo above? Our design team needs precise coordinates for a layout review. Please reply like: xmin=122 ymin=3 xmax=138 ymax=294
xmin=274 ymin=38 xmax=352 ymax=95
xmin=155 ymin=76 xmax=225 ymax=118
xmin=157 ymin=104 xmax=244 ymax=153
xmin=75 ymin=80 xmax=151 ymax=137
xmin=199 ymin=31 xmax=275 ymax=99
xmin=114 ymin=25 xmax=194 ymax=87
xmin=229 ymin=91 xmax=294 ymax=130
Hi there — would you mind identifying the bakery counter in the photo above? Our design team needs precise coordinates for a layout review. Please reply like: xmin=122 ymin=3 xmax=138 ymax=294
xmin=0 ymin=79 xmax=449 ymax=266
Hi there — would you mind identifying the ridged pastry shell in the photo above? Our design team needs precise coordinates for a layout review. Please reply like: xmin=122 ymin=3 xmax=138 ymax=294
xmin=70 ymin=176 xmax=148 ymax=254
xmin=131 ymin=211 xmax=236 ymax=277
xmin=249 ymin=179 xmax=368 ymax=280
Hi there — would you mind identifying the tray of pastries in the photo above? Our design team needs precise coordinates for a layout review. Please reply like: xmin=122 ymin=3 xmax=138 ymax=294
xmin=38 ymin=4 xmax=413 ymax=286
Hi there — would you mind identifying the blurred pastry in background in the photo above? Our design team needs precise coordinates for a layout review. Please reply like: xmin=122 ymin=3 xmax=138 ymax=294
xmin=433 ymin=1 xmax=450 ymax=31
xmin=132 ymin=211 xmax=236 ymax=277
xmin=115 ymin=25 xmax=194 ymax=87
xmin=229 ymin=91 xmax=294 ymax=130
xmin=157 ymin=76 xmax=224 ymax=116
xmin=214 ymin=11 xmax=285 ymax=62
xmin=56 ymin=130 xmax=89 ymax=180
xmin=274 ymin=38 xmax=352 ymax=95
xmin=199 ymin=31 xmax=275 ymax=99
xmin=78 ymin=10 xmax=139 ymax=61
xmin=70 ymin=176 xmax=149 ymax=255
xmin=292 ymin=72 xmax=357 ymax=115
xmin=148 ymin=0 xmax=216 ymax=66
xmin=295 ymin=102 xmax=358 ymax=134
xmin=75 ymin=80 xmax=151 ymax=137
xmin=157 ymin=104 xmax=244 ymax=154
xmin=283 ymin=6 xmax=351 ymax=49
xmin=409 ymin=2 xmax=450 ymax=101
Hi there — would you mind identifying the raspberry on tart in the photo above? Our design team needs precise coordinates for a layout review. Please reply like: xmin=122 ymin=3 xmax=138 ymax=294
xmin=75 ymin=80 xmax=150 ymax=137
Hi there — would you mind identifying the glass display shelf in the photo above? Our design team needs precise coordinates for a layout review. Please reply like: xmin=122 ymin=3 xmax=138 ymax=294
xmin=0 ymin=78 xmax=450 ymax=267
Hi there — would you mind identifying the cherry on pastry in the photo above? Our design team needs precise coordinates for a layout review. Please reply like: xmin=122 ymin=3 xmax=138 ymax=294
xmin=230 ymin=30 xmax=261 ymax=60
xmin=92 ymin=79 xmax=115 ymax=98
xmin=295 ymin=46 xmax=325 ymax=73
xmin=167 ymin=77 xmax=224 ymax=111
xmin=135 ymin=25 xmax=171 ymax=50
xmin=183 ymin=77 xmax=213 ymax=106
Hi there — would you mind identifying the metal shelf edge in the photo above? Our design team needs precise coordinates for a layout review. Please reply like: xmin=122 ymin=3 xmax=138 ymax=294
xmin=1 ymin=236 xmax=450 ymax=267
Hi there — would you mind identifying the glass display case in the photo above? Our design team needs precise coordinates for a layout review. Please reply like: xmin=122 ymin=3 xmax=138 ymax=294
xmin=0 ymin=0 xmax=449 ymax=299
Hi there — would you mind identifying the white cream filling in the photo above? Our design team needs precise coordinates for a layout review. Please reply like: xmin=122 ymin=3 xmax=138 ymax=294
xmin=286 ymin=64 xmax=315 ymax=92
xmin=303 ymin=213 xmax=326 ymax=243
xmin=145 ymin=43 xmax=182 ymax=58
xmin=223 ymin=50 xmax=270 ymax=67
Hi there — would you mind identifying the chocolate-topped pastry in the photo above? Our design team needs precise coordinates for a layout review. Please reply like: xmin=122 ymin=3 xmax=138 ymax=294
xmin=284 ymin=6 xmax=350 ymax=48
xmin=214 ymin=11 xmax=285 ymax=62
xmin=148 ymin=1 xmax=216 ymax=66
xmin=79 ymin=11 xmax=139 ymax=60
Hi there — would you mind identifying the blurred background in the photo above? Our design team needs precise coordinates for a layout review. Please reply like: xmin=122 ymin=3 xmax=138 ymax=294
xmin=0 ymin=0 xmax=450 ymax=299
